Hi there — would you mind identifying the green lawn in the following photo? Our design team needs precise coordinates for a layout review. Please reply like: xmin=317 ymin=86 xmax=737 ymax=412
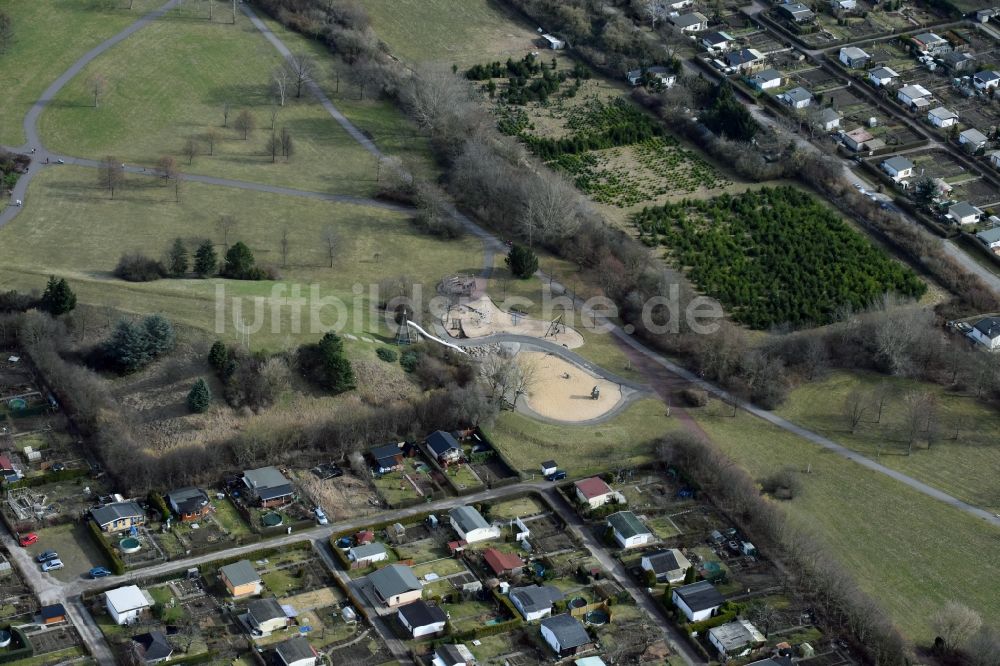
xmin=358 ymin=0 xmax=540 ymax=67
xmin=443 ymin=462 xmax=483 ymax=491
xmin=149 ymin=585 xmax=186 ymax=623
xmin=0 ymin=166 xmax=480 ymax=350
xmin=37 ymin=8 xmax=379 ymax=195
xmin=776 ymin=370 xmax=1000 ymax=512
xmin=489 ymin=495 xmax=545 ymax=520
xmin=0 ymin=0 xmax=164 ymax=146
xmin=693 ymin=409 xmax=1000 ymax=642
xmin=372 ymin=471 xmax=427 ymax=507
xmin=487 ymin=398 xmax=676 ymax=477
xmin=211 ymin=498 xmax=253 ymax=539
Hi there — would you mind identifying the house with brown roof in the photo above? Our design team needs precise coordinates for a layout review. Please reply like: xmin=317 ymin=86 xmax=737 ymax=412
xmin=483 ymin=548 xmax=524 ymax=577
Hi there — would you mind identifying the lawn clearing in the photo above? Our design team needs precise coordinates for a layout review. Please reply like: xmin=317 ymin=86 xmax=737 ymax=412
xmin=0 ymin=0 xmax=163 ymax=146
xmin=38 ymin=9 xmax=379 ymax=195
xmin=358 ymin=0 xmax=540 ymax=67
xmin=776 ymin=370 xmax=1000 ymax=512
xmin=487 ymin=398 xmax=677 ymax=476
xmin=693 ymin=408 xmax=1000 ymax=641
xmin=489 ymin=495 xmax=545 ymax=520
xmin=0 ymin=166 xmax=480 ymax=350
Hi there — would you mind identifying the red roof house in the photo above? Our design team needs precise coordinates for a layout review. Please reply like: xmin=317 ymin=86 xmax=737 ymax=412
xmin=483 ymin=548 xmax=524 ymax=576
xmin=355 ymin=530 xmax=375 ymax=545
xmin=574 ymin=477 xmax=615 ymax=508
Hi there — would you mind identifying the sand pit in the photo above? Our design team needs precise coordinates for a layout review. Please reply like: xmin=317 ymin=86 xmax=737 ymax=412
xmin=518 ymin=351 xmax=622 ymax=422
xmin=444 ymin=296 xmax=584 ymax=348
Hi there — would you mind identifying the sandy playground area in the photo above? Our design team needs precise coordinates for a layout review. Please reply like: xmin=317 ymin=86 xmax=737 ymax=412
xmin=443 ymin=296 xmax=584 ymax=348
xmin=518 ymin=351 xmax=622 ymax=422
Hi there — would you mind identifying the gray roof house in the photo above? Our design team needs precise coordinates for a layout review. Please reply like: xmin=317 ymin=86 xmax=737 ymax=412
xmin=166 ymin=487 xmax=210 ymax=520
xmin=780 ymin=86 xmax=812 ymax=108
xmin=540 ymin=614 xmax=591 ymax=656
xmin=881 ymin=155 xmax=914 ymax=179
xmin=976 ymin=226 xmax=1000 ymax=248
xmin=247 ymin=597 xmax=286 ymax=625
xmin=220 ymin=560 xmax=259 ymax=587
xmin=426 ymin=431 xmax=462 ymax=462
xmin=274 ymin=636 xmax=317 ymax=666
xmin=948 ymin=201 xmax=983 ymax=224
xmin=670 ymin=11 xmax=708 ymax=31
xmin=777 ymin=3 xmax=814 ymax=22
xmin=817 ymin=107 xmax=841 ymax=131
xmin=607 ymin=510 xmax=654 ymax=548
xmin=726 ymin=48 xmax=763 ymax=70
xmin=433 ymin=644 xmax=476 ymax=666
xmin=749 ymin=68 xmax=782 ymax=90
xmin=90 ymin=501 xmax=145 ymax=533
xmin=132 ymin=631 xmax=173 ymax=664
xmin=368 ymin=564 xmax=422 ymax=604
xmin=509 ymin=585 xmax=565 ymax=620
xmin=674 ymin=581 xmax=726 ymax=614
xmin=942 ymin=51 xmax=976 ymax=72
xmin=959 ymin=128 xmax=989 ymax=151
xmin=839 ymin=46 xmax=870 ymax=68
xmin=242 ymin=466 xmax=293 ymax=504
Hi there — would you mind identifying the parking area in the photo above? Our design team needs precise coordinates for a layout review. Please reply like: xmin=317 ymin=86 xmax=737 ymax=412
xmin=26 ymin=522 xmax=106 ymax=583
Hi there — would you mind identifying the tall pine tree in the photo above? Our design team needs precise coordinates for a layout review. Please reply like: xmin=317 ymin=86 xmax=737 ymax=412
xmin=40 ymin=276 xmax=76 ymax=315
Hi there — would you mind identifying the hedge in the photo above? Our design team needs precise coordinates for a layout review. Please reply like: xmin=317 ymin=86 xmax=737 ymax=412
xmin=154 ymin=650 xmax=217 ymax=665
xmin=86 ymin=519 xmax=126 ymax=575
xmin=0 ymin=626 xmax=32 ymax=663
xmin=149 ymin=491 xmax=170 ymax=521
xmin=7 ymin=467 xmax=89 ymax=489
xmin=686 ymin=607 xmax=740 ymax=635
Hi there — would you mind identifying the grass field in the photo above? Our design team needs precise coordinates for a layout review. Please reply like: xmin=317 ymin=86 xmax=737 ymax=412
xmin=487 ymin=398 xmax=676 ymax=476
xmin=693 ymin=408 xmax=1000 ymax=641
xmin=777 ymin=370 xmax=1000 ymax=513
xmin=0 ymin=166 xmax=481 ymax=349
xmin=0 ymin=0 xmax=163 ymax=146
xmin=37 ymin=9 xmax=380 ymax=195
xmin=358 ymin=0 xmax=540 ymax=66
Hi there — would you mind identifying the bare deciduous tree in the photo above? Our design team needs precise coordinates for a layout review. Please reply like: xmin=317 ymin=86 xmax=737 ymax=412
xmin=266 ymin=132 xmax=281 ymax=163
xmin=931 ymin=601 xmax=982 ymax=653
xmin=522 ymin=171 xmax=581 ymax=247
xmin=280 ymin=127 xmax=294 ymax=159
xmin=157 ymin=155 xmax=177 ymax=183
xmin=87 ymin=73 xmax=108 ymax=108
xmin=268 ymin=104 xmax=280 ymax=131
xmin=349 ymin=57 xmax=382 ymax=100
xmin=842 ymin=387 xmax=868 ymax=434
xmin=233 ymin=109 xmax=255 ymax=140
xmin=183 ymin=137 xmax=199 ymax=165
xmin=99 ymin=156 xmax=124 ymax=198
xmin=279 ymin=228 xmax=290 ymax=268
xmin=205 ymin=128 xmax=221 ymax=155
xmin=480 ymin=350 xmax=537 ymax=408
xmin=902 ymin=390 xmax=937 ymax=455
xmin=285 ymin=54 xmax=315 ymax=98
xmin=222 ymin=102 xmax=231 ymax=127
xmin=968 ymin=626 xmax=1000 ymax=666
xmin=217 ymin=215 xmax=237 ymax=248
xmin=272 ymin=67 xmax=289 ymax=106
xmin=321 ymin=225 xmax=337 ymax=268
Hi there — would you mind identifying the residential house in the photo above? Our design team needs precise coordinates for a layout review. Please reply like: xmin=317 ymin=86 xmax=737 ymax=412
xmin=912 ymin=32 xmax=950 ymax=55
xmin=701 ymin=31 xmax=735 ymax=51
xmin=640 ymin=549 xmax=692 ymax=584
xmin=780 ymin=86 xmax=812 ymax=109
xmin=947 ymin=201 xmax=983 ymax=225
xmin=626 ymin=66 xmax=675 ymax=88
xmin=959 ymin=128 xmax=989 ymax=151
xmin=541 ymin=34 xmax=564 ymax=50
xmin=839 ymin=46 xmax=870 ymax=68
xmin=898 ymin=84 xmax=932 ymax=108
xmin=976 ymin=227 xmax=1000 ymax=251
xmin=843 ymin=127 xmax=874 ymax=151
xmin=540 ymin=614 xmax=591 ymax=657
xmin=665 ymin=0 xmax=693 ymax=8
xmin=749 ymin=68 xmax=782 ymax=90
xmin=105 ymin=585 xmax=153 ymax=625
xmin=483 ymin=548 xmax=524 ymax=577
xmin=242 ymin=466 xmax=293 ymax=507
xmin=881 ymin=155 xmax=914 ymax=181
xmin=40 ymin=603 xmax=66 ymax=625
xmin=219 ymin=560 xmax=262 ymax=598
xmin=708 ymin=619 xmax=766 ymax=658
xmin=969 ymin=317 xmax=1000 ymax=350
xmin=816 ymin=107 xmax=842 ymax=131
xmin=397 ymin=600 xmax=448 ymax=638
xmin=973 ymin=70 xmax=1000 ymax=92
xmin=368 ymin=443 xmax=405 ymax=474
xmin=671 ymin=581 xmax=726 ymax=622
xmin=942 ymin=51 xmax=977 ymax=73
xmin=867 ymin=66 xmax=899 ymax=87
xmin=349 ymin=543 xmax=388 ymax=568
xmin=274 ymin=636 xmax=318 ymax=666
xmin=247 ymin=598 xmax=289 ymax=636
xmin=607 ymin=511 xmax=654 ymax=548
xmin=368 ymin=564 xmax=423 ymax=607
xmin=670 ymin=12 xmax=708 ymax=32
xmin=90 ymin=501 xmax=145 ymax=534
xmin=166 ymin=487 xmax=210 ymax=522
xmin=433 ymin=644 xmax=477 ymax=666
xmin=450 ymin=506 xmax=500 ymax=543
xmin=0 ymin=456 xmax=20 ymax=483
xmin=574 ymin=477 xmax=617 ymax=509
xmin=575 ymin=659 xmax=608 ymax=666
xmin=976 ymin=8 xmax=997 ymax=22
xmin=830 ymin=0 xmax=857 ymax=11
xmin=927 ymin=106 xmax=958 ymax=128
xmin=726 ymin=48 xmax=764 ymax=72
xmin=776 ymin=3 xmax=815 ymax=22
xmin=510 ymin=585 xmax=565 ymax=621
xmin=990 ymin=150 xmax=1000 ymax=169
xmin=426 ymin=431 xmax=463 ymax=465
xmin=132 ymin=631 xmax=173 ymax=664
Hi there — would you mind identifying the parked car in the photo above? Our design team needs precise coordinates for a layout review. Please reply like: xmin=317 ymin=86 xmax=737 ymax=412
xmin=36 ymin=550 xmax=59 ymax=563
xmin=89 ymin=567 xmax=112 ymax=579
xmin=314 ymin=507 xmax=329 ymax=525
xmin=546 ymin=471 xmax=567 ymax=481
xmin=41 ymin=559 xmax=64 ymax=572
xmin=18 ymin=533 xmax=38 ymax=547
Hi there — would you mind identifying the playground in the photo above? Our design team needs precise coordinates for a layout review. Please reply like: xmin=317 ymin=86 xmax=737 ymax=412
xmin=517 ymin=352 xmax=623 ymax=422
xmin=444 ymin=296 xmax=584 ymax=348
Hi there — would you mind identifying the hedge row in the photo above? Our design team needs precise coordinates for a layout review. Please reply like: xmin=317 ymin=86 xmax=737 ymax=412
xmin=686 ymin=607 xmax=738 ymax=635
xmin=0 ymin=626 xmax=32 ymax=663
xmin=7 ymin=467 xmax=89 ymax=489
xmin=156 ymin=650 xmax=218 ymax=665
xmin=148 ymin=491 xmax=170 ymax=521
xmin=86 ymin=520 xmax=126 ymax=575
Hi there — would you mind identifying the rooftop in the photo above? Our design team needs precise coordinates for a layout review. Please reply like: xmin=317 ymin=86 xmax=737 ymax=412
xmin=840 ymin=46 xmax=869 ymax=59
xmin=574 ymin=476 xmax=613 ymax=499
xmin=91 ymin=501 xmax=144 ymax=527
xmin=105 ymin=585 xmax=151 ymax=614
xmin=220 ymin=560 xmax=260 ymax=587
xmin=450 ymin=505 xmax=490 ymax=533
xmin=369 ymin=564 xmax=421 ymax=599
xmin=510 ymin=584 xmax=565 ymax=613
xmin=949 ymin=201 xmax=982 ymax=219
xmin=960 ymin=128 xmax=988 ymax=143
xmin=882 ymin=156 xmax=914 ymax=172
xmin=274 ymin=636 xmax=316 ymax=663
xmin=674 ymin=580 xmax=726 ymax=611
xmin=133 ymin=631 xmax=173 ymax=662
xmin=644 ymin=548 xmax=691 ymax=574
xmin=350 ymin=543 xmax=388 ymax=560
xmin=607 ymin=511 xmax=651 ymax=539
xmin=540 ymin=614 xmax=590 ymax=649
xmin=426 ymin=430 xmax=461 ymax=456
xmin=483 ymin=548 xmax=523 ymax=574
xmin=398 ymin=600 xmax=447 ymax=628
xmin=974 ymin=316 xmax=1000 ymax=340
xmin=709 ymin=619 xmax=765 ymax=651
xmin=928 ymin=106 xmax=958 ymax=120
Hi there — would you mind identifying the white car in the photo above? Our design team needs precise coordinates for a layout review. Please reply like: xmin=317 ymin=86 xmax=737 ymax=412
xmin=41 ymin=559 xmax=64 ymax=572
xmin=314 ymin=507 xmax=329 ymax=525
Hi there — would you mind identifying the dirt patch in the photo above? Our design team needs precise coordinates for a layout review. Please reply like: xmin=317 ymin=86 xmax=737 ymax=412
xmin=444 ymin=296 xmax=584 ymax=348
xmin=517 ymin=351 xmax=622 ymax=422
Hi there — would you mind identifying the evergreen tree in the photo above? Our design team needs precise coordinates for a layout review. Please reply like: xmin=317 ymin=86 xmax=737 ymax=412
xmin=505 ymin=244 xmax=538 ymax=279
xmin=104 ymin=319 xmax=152 ymax=373
xmin=187 ymin=378 xmax=212 ymax=413
xmin=208 ymin=340 xmax=229 ymax=373
xmin=298 ymin=332 xmax=356 ymax=393
xmin=193 ymin=241 xmax=218 ymax=277
xmin=168 ymin=238 xmax=188 ymax=277
xmin=39 ymin=276 xmax=76 ymax=315
xmin=684 ymin=565 xmax=697 ymax=584
xmin=222 ymin=241 xmax=257 ymax=279
xmin=913 ymin=176 xmax=936 ymax=210
xmin=143 ymin=314 xmax=175 ymax=356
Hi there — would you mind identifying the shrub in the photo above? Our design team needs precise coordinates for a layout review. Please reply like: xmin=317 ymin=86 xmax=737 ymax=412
xmin=193 ymin=240 xmax=218 ymax=277
xmin=399 ymin=349 xmax=419 ymax=372
xmin=760 ymin=466 xmax=801 ymax=500
xmin=679 ymin=388 xmax=708 ymax=407
xmin=222 ymin=242 xmax=263 ymax=280
xmin=114 ymin=253 xmax=166 ymax=282
xmin=0 ymin=290 xmax=36 ymax=313
xmin=208 ymin=340 xmax=229 ymax=373
xmin=100 ymin=315 xmax=175 ymax=374
xmin=505 ymin=244 xmax=538 ymax=279
xmin=376 ymin=347 xmax=398 ymax=363
xmin=298 ymin=332 xmax=356 ymax=393
xmin=187 ymin=378 xmax=212 ymax=413
xmin=39 ymin=276 xmax=76 ymax=315
xmin=148 ymin=491 xmax=171 ymax=521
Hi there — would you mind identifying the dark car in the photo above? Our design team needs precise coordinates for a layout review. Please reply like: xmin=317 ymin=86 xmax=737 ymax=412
xmin=36 ymin=550 xmax=59 ymax=563
xmin=89 ymin=567 xmax=112 ymax=578
xmin=546 ymin=471 xmax=567 ymax=481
